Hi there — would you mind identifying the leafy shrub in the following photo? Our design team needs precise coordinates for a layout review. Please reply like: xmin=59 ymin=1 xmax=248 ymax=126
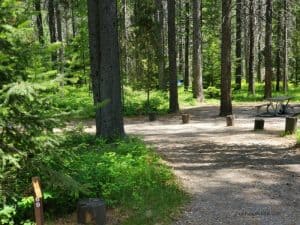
xmin=204 ymin=86 xmax=220 ymax=98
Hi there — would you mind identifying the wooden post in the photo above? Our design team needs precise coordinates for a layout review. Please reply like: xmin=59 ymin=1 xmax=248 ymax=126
xmin=32 ymin=177 xmax=44 ymax=225
xmin=226 ymin=115 xmax=234 ymax=126
xmin=254 ymin=119 xmax=265 ymax=130
xmin=182 ymin=113 xmax=190 ymax=124
xmin=285 ymin=117 xmax=298 ymax=134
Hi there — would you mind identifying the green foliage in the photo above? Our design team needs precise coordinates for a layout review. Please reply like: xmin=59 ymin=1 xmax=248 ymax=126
xmin=205 ymin=86 xmax=220 ymax=98
xmin=52 ymin=131 xmax=187 ymax=224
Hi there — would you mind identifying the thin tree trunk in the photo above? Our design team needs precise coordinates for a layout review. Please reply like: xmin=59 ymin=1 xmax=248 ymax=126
xmin=184 ymin=0 xmax=190 ymax=91
xmin=248 ymin=0 xmax=255 ymax=94
xmin=48 ymin=0 xmax=57 ymax=61
xmin=34 ymin=0 xmax=44 ymax=44
xmin=156 ymin=0 xmax=166 ymax=90
xmin=87 ymin=0 xmax=124 ymax=138
xmin=243 ymin=0 xmax=249 ymax=83
xmin=235 ymin=0 xmax=242 ymax=90
xmin=257 ymin=0 xmax=263 ymax=83
xmin=220 ymin=0 xmax=232 ymax=116
xmin=264 ymin=0 xmax=273 ymax=99
xmin=55 ymin=1 xmax=64 ymax=74
xmin=276 ymin=5 xmax=282 ymax=92
xmin=283 ymin=0 xmax=288 ymax=93
xmin=71 ymin=0 xmax=76 ymax=37
xmin=168 ymin=0 xmax=179 ymax=113
xmin=192 ymin=0 xmax=204 ymax=102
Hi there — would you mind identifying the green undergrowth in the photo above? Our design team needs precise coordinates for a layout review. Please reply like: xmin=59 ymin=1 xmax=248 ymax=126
xmin=49 ymin=131 xmax=188 ymax=224
xmin=297 ymin=129 xmax=300 ymax=145
xmin=50 ymin=85 xmax=197 ymax=119
xmin=3 ymin=130 xmax=187 ymax=225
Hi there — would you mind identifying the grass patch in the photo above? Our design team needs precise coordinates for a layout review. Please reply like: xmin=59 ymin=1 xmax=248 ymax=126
xmin=296 ymin=129 xmax=300 ymax=145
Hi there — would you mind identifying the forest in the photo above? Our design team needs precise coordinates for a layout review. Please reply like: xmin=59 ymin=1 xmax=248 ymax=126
xmin=1 ymin=0 xmax=300 ymax=224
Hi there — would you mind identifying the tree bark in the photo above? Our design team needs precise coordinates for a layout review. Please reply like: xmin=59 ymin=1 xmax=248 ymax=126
xmin=264 ymin=0 xmax=273 ymax=99
xmin=168 ymin=0 xmax=179 ymax=113
xmin=34 ymin=0 xmax=44 ymax=44
xmin=156 ymin=0 xmax=166 ymax=90
xmin=248 ymin=0 xmax=255 ymax=95
xmin=48 ymin=0 xmax=57 ymax=61
xmin=184 ymin=0 xmax=190 ymax=91
xmin=276 ymin=4 xmax=282 ymax=92
xmin=55 ymin=1 xmax=64 ymax=73
xmin=178 ymin=0 xmax=184 ymax=78
xmin=257 ymin=0 xmax=263 ymax=83
xmin=220 ymin=0 xmax=232 ymax=116
xmin=235 ymin=0 xmax=242 ymax=90
xmin=87 ymin=0 xmax=125 ymax=138
xmin=283 ymin=0 xmax=288 ymax=93
xmin=192 ymin=0 xmax=204 ymax=102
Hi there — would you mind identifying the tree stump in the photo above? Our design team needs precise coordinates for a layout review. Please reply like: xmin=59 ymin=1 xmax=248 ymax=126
xmin=226 ymin=115 xmax=234 ymax=126
xmin=148 ymin=112 xmax=156 ymax=121
xmin=182 ymin=113 xmax=190 ymax=124
xmin=77 ymin=199 xmax=106 ymax=225
xmin=254 ymin=119 xmax=265 ymax=130
xmin=285 ymin=117 xmax=298 ymax=134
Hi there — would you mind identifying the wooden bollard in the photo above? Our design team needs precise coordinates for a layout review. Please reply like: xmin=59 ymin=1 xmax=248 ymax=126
xmin=182 ymin=113 xmax=190 ymax=124
xmin=148 ymin=112 xmax=156 ymax=121
xmin=77 ymin=199 xmax=106 ymax=225
xmin=226 ymin=115 xmax=234 ymax=126
xmin=285 ymin=117 xmax=298 ymax=134
xmin=254 ymin=119 xmax=265 ymax=130
xmin=32 ymin=177 xmax=44 ymax=225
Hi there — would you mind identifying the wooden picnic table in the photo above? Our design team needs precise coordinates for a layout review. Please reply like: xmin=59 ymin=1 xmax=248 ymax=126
xmin=266 ymin=96 xmax=293 ymax=116
xmin=255 ymin=96 xmax=294 ymax=116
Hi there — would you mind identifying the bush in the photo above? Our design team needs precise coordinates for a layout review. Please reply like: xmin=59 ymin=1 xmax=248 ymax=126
xmin=205 ymin=86 xmax=220 ymax=98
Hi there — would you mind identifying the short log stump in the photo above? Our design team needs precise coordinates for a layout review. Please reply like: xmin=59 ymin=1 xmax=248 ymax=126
xmin=182 ymin=113 xmax=190 ymax=124
xmin=285 ymin=117 xmax=298 ymax=134
xmin=226 ymin=115 xmax=234 ymax=126
xmin=254 ymin=119 xmax=265 ymax=130
xmin=77 ymin=198 xmax=106 ymax=225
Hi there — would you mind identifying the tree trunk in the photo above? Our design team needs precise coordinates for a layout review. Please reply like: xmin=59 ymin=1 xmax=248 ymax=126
xmin=55 ymin=1 xmax=64 ymax=74
xmin=34 ymin=0 xmax=44 ymax=44
xmin=87 ymin=0 xmax=125 ymax=138
xmin=235 ymin=0 xmax=242 ymax=90
xmin=276 ymin=5 xmax=282 ymax=92
xmin=264 ymin=0 xmax=273 ymax=99
xmin=156 ymin=0 xmax=166 ymax=90
xmin=48 ymin=0 xmax=57 ymax=61
xmin=168 ymin=0 xmax=179 ymax=113
xmin=257 ymin=0 xmax=263 ymax=83
xmin=283 ymin=0 xmax=288 ymax=93
xmin=184 ymin=0 xmax=190 ymax=91
xmin=248 ymin=0 xmax=255 ymax=95
xmin=178 ymin=0 xmax=184 ymax=78
xmin=192 ymin=0 xmax=204 ymax=102
xmin=220 ymin=0 xmax=232 ymax=116
xmin=71 ymin=0 xmax=76 ymax=37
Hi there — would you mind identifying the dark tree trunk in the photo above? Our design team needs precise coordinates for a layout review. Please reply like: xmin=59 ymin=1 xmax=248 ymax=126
xmin=55 ymin=1 xmax=64 ymax=73
xmin=71 ymin=0 xmax=76 ymax=37
xmin=48 ymin=0 xmax=57 ymax=61
xmin=235 ymin=0 xmax=242 ymax=90
xmin=248 ymin=0 xmax=255 ymax=95
xmin=34 ymin=0 xmax=44 ymax=44
xmin=156 ymin=0 xmax=166 ymax=90
xmin=192 ymin=0 xmax=204 ymax=102
xmin=257 ymin=0 xmax=263 ymax=83
xmin=184 ymin=0 xmax=190 ymax=91
xmin=168 ymin=0 xmax=179 ymax=113
xmin=220 ymin=0 xmax=232 ymax=116
xmin=276 ymin=5 xmax=282 ymax=92
xmin=264 ymin=0 xmax=273 ymax=99
xmin=87 ymin=0 xmax=125 ymax=138
xmin=283 ymin=0 xmax=288 ymax=93
xmin=178 ymin=0 xmax=184 ymax=78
